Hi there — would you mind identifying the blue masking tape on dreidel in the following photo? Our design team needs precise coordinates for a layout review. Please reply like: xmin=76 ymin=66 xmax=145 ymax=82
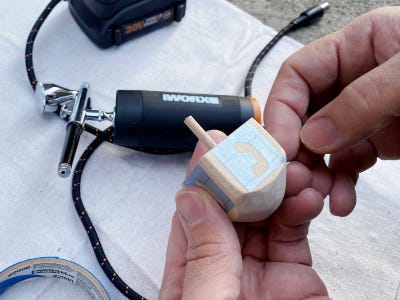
xmin=183 ymin=117 xmax=287 ymax=222
xmin=0 ymin=257 xmax=110 ymax=299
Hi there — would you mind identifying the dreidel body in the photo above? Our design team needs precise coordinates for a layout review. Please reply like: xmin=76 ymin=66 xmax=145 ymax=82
xmin=183 ymin=117 xmax=286 ymax=222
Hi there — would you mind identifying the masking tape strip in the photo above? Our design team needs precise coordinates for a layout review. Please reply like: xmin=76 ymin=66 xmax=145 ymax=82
xmin=183 ymin=164 xmax=235 ymax=212
xmin=0 ymin=257 xmax=110 ymax=299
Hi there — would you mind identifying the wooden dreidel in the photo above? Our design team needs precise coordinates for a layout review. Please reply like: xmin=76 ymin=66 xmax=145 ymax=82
xmin=183 ymin=116 xmax=286 ymax=222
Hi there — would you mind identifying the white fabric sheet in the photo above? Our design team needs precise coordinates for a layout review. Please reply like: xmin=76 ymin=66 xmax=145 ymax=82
xmin=0 ymin=0 xmax=399 ymax=299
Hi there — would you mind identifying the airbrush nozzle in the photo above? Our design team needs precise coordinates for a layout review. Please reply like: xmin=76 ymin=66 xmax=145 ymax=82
xmin=58 ymin=83 xmax=90 ymax=178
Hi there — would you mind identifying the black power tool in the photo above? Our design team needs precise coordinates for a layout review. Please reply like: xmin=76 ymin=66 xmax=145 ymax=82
xmin=68 ymin=0 xmax=186 ymax=47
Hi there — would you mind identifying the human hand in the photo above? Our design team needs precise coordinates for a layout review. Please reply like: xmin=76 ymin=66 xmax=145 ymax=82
xmin=264 ymin=7 xmax=400 ymax=216
xmin=159 ymin=131 xmax=329 ymax=300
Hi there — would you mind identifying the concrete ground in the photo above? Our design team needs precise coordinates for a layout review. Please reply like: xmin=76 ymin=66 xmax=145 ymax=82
xmin=226 ymin=0 xmax=399 ymax=44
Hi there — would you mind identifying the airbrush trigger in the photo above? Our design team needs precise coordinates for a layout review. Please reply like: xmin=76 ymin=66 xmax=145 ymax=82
xmin=35 ymin=82 xmax=77 ymax=113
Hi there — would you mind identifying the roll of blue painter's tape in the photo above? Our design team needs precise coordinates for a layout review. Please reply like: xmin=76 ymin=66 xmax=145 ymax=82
xmin=0 ymin=257 xmax=110 ymax=299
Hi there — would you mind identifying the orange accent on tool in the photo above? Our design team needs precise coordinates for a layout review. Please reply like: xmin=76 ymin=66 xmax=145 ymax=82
xmin=248 ymin=96 xmax=261 ymax=123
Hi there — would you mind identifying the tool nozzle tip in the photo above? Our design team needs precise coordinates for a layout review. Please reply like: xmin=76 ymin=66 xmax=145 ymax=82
xmin=58 ymin=163 xmax=71 ymax=178
xmin=320 ymin=2 xmax=329 ymax=10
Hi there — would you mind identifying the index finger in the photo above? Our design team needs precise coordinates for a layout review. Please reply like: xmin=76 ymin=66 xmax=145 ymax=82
xmin=264 ymin=37 xmax=338 ymax=160
xmin=263 ymin=9 xmax=387 ymax=159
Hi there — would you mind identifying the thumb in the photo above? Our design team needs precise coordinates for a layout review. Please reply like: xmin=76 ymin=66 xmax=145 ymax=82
xmin=176 ymin=187 xmax=242 ymax=300
xmin=300 ymin=52 xmax=400 ymax=154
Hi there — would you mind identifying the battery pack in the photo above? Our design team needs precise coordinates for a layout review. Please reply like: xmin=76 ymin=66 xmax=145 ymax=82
xmin=68 ymin=0 xmax=186 ymax=48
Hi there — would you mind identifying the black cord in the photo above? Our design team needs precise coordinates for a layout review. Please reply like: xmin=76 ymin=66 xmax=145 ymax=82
xmin=244 ymin=2 xmax=329 ymax=98
xmin=25 ymin=1 xmax=329 ymax=299
xmin=25 ymin=1 xmax=146 ymax=299
xmin=26 ymin=0 xmax=62 ymax=91
xmin=244 ymin=23 xmax=293 ymax=98
xmin=72 ymin=127 xmax=145 ymax=300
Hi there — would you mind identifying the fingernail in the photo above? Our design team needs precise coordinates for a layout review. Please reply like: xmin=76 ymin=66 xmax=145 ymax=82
xmin=176 ymin=190 xmax=207 ymax=226
xmin=300 ymin=118 xmax=339 ymax=151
